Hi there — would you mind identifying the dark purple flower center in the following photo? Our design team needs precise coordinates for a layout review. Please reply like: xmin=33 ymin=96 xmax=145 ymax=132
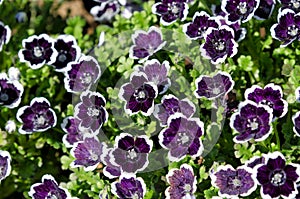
xmin=0 ymin=93 xmax=8 ymax=101
xmin=288 ymin=25 xmax=299 ymax=37
xmin=260 ymin=99 xmax=273 ymax=108
xmin=270 ymin=169 xmax=286 ymax=186
xmin=212 ymin=39 xmax=226 ymax=52
xmin=134 ymin=86 xmax=148 ymax=102
xmin=33 ymin=46 xmax=44 ymax=58
xmin=247 ymin=117 xmax=260 ymax=131
xmin=168 ymin=2 xmax=181 ymax=15
xmin=58 ymin=52 xmax=67 ymax=63
xmin=237 ymin=2 xmax=248 ymax=14
xmin=126 ymin=148 xmax=138 ymax=160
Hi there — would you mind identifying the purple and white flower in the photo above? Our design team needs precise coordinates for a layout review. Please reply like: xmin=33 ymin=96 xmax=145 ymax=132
xmin=64 ymin=55 xmax=101 ymax=93
xmin=90 ymin=1 xmax=120 ymax=22
xmin=0 ymin=150 xmax=11 ymax=182
xmin=270 ymin=9 xmax=300 ymax=47
xmin=221 ymin=0 xmax=260 ymax=24
xmin=230 ymin=100 xmax=273 ymax=143
xmin=245 ymin=83 xmax=288 ymax=119
xmin=0 ymin=21 xmax=11 ymax=51
xmin=194 ymin=71 xmax=234 ymax=100
xmin=182 ymin=11 xmax=220 ymax=40
xmin=200 ymin=25 xmax=238 ymax=64
xmin=158 ymin=113 xmax=204 ymax=162
xmin=135 ymin=59 xmax=171 ymax=94
xmin=0 ymin=73 xmax=23 ymax=109
xmin=129 ymin=26 xmax=166 ymax=62
xmin=254 ymin=0 xmax=276 ymax=20
xmin=74 ymin=91 xmax=108 ymax=133
xmin=18 ymin=34 xmax=58 ymax=69
xmin=51 ymin=35 xmax=81 ymax=72
xmin=210 ymin=165 xmax=257 ymax=198
xmin=152 ymin=0 xmax=189 ymax=26
xmin=28 ymin=174 xmax=72 ymax=199
xmin=70 ymin=136 xmax=107 ymax=171
xmin=110 ymin=133 xmax=153 ymax=174
xmin=165 ymin=164 xmax=197 ymax=199
xmin=102 ymin=148 xmax=121 ymax=179
xmin=279 ymin=0 xmax=300 ymax=13
xmin=5 ymin=120 xmax=16 ymax=133
xmin=255 ymin=151 xmax=300 ymax=199
xmin=111 ymin=174 xmax=146 ymax=199
xmin=217 ymin=17 xmax=247 ymax=42
xmin=154 ymin=94 xmax=195 ymax=127
xmin=292 ymin=111 xmax=300 ymax=137
xmin=16 ymin=97 xmax=57 ymax=134
xmin=119 ymin=72 xmax=158 ymax=116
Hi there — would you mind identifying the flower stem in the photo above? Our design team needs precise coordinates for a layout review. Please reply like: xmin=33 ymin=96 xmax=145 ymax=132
xmin=273 ymin=120 xmax=281 ymax=151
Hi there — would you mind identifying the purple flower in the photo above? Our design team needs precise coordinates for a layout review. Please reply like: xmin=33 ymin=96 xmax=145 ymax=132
xmin=74 ymin=91 xmax=108 ymax=133
xmin=16 ymin=97 xmax=57 ymax=134
xmin=28 ymin=174 xmax=72 ymax=199
xmin=153 ymin=94 xmax=196 ymax=127
xmin=221 ymin=0 xmax=260 ymax=23
xmin=110 ymin=133 xmax=153 ymax=174
xmin=51 ymin=35 xmax=81 ymax=72
xmin=182 ymin=11 xmax=220 ymax=40
xmin=119 ymin=72 xmax=158 ymax=116
xmin=270 ymin=9 xmax=300 ymax=47
xmin=0 ymin=21 xmax=11 ymax=51
xmin=64 ymin=55 xmax=101 ymax=93
xmin=230 ymin=100 xmax=273 ymax=143
xmin=217 ymin=17 xmax=247 ymax=42
xmin=279 ymin=0 xmax=300 ymax=13
xmin=18 ymin=34 xmax=58 ymax=69
xmin=135 ymin=59 xmax=171 ymax=94
xmin=0 ymin=73 xmax=24 ymax=109
xmin=165 ymin=164 xmax=197 ymax=199
xmin=158 ymin=113 xmax=204 ymax=162
xmin=129 ymin=26 xmax=166 ymax=62
xmin=90 ymin=1 xmax=120 ymax=22
xmin=245 ymin=83 xmax=288 ymax=119
xmin=245 ymin=156 xmax=265 ymax=169
xmin=70 ymin=136 xmax=107 ymax=171
xmin=194 ymin=71 xmax=234 ymax=99
xmin=254 ymin=0 xmax=276 ymax=20
xmin=200 ymin=25 xmax=238 ymax=64
xmin=61 ymin=116 xmax=96 ymax=148
xmin=210 ymin=165 xmax=257 ymax=198
xmin=102 ymin=148 xmax=121 ymax=179
xmin=111 ymin=174 xmax=146 ymax=199
xmin=256 ymin=152 xmax=300 ymax=199
xmin=292 ymin=111 xmax=300 ymax=137
xmin=0 ymin=150 xmax=11 ymax=182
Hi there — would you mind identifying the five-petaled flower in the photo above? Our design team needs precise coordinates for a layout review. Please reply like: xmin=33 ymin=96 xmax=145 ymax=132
xmin=16 ymin=97 xmax=57 ymax=134
xmin=255 ymin=151 xmax=300 ymax=199
xmin=28 ymin=174 xmax=72 ymax=199
xmin=210 ymin=164 xmax=257 ymax=198
xmin=0 ymin=21 xmax=11 ymax=52
xmin=158 ymin=113 xmax=204 ymax=162
xmin=90 ymin=1 xmax=121 ymax=22
xmin=230 ymin=100 xmax=273 ymax=143
xmin=0 ymin=150 xmax=11 ymax=183
xmin=254 ymin=0 xmax=276 ymax=20
xmin=165 ymin=164 xmax=197 ymax=199
xmin=200 ymin=25 xmax=238 ymax=64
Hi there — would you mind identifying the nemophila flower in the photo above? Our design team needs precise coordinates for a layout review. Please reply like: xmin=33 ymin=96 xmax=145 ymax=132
xmin=70 ymin=136 xmax=107 ymax=171
xmin=5 ymin=120 xmax=16 ymax=133
xmin=16 ymin=97 xmax=57 ymax=134
xmin=51 ymin=35 xmax=81 ymax=72
xmin=153 ymin=94 xmax=196 ymax=127
xmin=158 ymin=113 xmax=204 ymax=162
xmin=221 ymin=0 xmax=260 ymax=24
xmin=110 ymin=133 xmax=153 ymax=174
xmin=135 ymin=59 xmax=171 ymax=94
xmin=111 ymin=174 xmax=146 ymax=199
xmin=256 ymin=151 xmax=300 ymax=199
xmin=28 ymin=174 xmax=72 ymax=199
xmin=0 ymin=150 xmax=11 ymax=182
xmin=245 ymin=156 xmax=265 ymax=169
xmin=119 ymin=72 xmax=158 ymax=116
xmin=90 ymin=1 xmax=120 ymax=22
xmin=245 ymin=83 xmax=288 ymax=119
xmin=270 ymin=9 xmax=300 ymax=47
xmin=64 ymin=55 xmax=101 ymax=93
xmin=200 ymin=25 xmax=238 ymax=64
xmin=182 ymin=11 xmax=220 ymax=40
xmin=292 ymin=111 xmax=300 ymax=137
xmin=194 ymin=71 xmax=234 ymax=100
xmin=152 ymin=0 xmax=189 ymax=26
xmin=103 ymin=148 xmax=121 ymax=179
xmin=74 ymin=91 xmax=108 ymax=133
xmin=165 ymin=164 xmax=197 ymax=199
xmin=129 ymin=26 xmax=166 ymax=62
xmin=18 ymin=34 xmax=58 ymax=69
xmin=61 ymin=116 xmax=96 ymax=148
xmin=280 ymin=0 xmax=300 ymax=13
xmin=230 ymin=100 xmax=273 ymax=143
xmin=0 ymin=21 xmax=11 ymax=51
xmin=211 ymin=165 xmax=257 ymax=198
xmin=254 ymin=0 xmax=276 ymax=20
xmin=0 ymin=73 xmax=24 ymax=109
